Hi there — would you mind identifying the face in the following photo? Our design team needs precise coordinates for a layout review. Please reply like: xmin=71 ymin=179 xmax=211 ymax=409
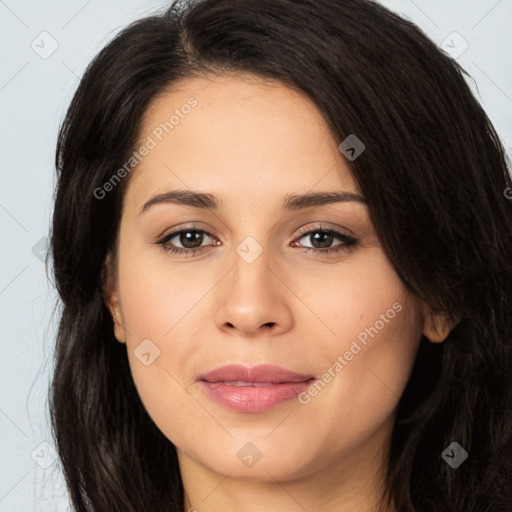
xmin=104 ymin=74 xmax=448 ymax=485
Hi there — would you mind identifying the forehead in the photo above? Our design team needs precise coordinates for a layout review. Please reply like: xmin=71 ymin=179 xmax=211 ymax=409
xmin=124 ymin=74 xmax=359 ymax=211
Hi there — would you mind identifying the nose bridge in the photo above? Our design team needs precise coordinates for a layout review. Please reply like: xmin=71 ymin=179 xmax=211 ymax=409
xmin=225 ymin=199 xmax=276 ymax=277
xmin=230 ymin=233 xmax=274 ymax=298
xmin=235 ymin=233 xmax=267 ymax=266
xmin=225 ymin=204 xmax=288 ymax=294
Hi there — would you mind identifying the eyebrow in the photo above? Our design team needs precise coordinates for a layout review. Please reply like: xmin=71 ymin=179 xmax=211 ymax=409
xmin=139 ymin=189 xmax=366 ymax=214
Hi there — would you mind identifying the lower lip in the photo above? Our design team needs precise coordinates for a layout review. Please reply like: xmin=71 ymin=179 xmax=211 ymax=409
xmin=199 ymin=379 xmax=315 ymax=413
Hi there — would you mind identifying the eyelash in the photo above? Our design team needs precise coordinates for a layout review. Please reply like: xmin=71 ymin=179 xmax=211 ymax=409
xmin=155 ymin=224 xmax=358 ymax=258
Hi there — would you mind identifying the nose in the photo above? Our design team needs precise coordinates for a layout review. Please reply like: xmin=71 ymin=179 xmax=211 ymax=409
xmin=214 ymin=242 xmax=293 ymax=338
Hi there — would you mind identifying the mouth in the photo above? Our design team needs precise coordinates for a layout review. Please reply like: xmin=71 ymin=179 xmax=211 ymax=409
xmin=210 ymin=380 xmax=305 ymax=387
xmin=198 ymin=363 xmax=315 ymax=384
xmin=197 ymin=364 xmax=316 ymax=413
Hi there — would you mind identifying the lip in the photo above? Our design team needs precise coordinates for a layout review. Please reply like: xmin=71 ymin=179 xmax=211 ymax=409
xmin=198 ymin=364 xmax=316 ymax=413
xmin=199 ymin=364 xmax=314 ymax=384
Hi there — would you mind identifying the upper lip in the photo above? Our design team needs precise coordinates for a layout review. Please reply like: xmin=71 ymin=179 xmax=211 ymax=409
xmin=199 ymin=364 xmax=314 ymax=384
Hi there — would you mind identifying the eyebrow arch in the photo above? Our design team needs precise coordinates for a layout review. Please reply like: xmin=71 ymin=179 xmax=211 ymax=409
xmin=139 ymin=189 xmax=366 ymax=215
xmin=283 ymin=191 xmax=366 ymax=210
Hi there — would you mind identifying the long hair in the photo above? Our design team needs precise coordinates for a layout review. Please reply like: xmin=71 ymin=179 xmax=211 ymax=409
xmin=49 ymin=0 xmax=512 ymax=510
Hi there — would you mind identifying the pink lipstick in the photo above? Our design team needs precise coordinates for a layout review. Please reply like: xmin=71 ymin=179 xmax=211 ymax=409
xmin=198 ymin=364 xmax=315 ymax=413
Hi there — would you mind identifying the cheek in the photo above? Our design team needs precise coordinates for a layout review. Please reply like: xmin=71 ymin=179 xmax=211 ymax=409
xmin=291 ymin=248 xmax=420 ymax=355
xmin=118 ymin=242 xmax=208 ymax=342
xmin=114 ymin=243 xmax=209 ymax=430
xmin=295 ymin=251 xmax=423 ymax=423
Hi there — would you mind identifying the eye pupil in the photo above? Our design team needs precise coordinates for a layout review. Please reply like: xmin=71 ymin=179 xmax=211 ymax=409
xmin=311 ymin=231 xmax=334 ymax=249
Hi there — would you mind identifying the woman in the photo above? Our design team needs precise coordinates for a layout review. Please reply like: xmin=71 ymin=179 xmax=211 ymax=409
xmin=49 ymin=0 xmax=512 ymax=510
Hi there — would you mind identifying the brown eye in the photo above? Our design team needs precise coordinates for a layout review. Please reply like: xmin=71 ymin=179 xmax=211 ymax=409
xmin=175 ymin=230 xmax=205 ymax=249
xmin=156 ymin=228 xmax=217 ymax=255
xmin=291 ymin=226 xmax=358 ymax=254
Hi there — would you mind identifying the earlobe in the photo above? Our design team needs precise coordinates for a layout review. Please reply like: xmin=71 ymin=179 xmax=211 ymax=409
xmin=422 ymin=308 xmax=460 ymax=343
xmin=101 ymin=252 xmax=126 ymax=344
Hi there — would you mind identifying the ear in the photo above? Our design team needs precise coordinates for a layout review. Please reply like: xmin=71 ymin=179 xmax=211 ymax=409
xmin=421 ymin=306 xmax=460 ymax=343
xmin=101 ymin=251 xmax=126 ymax=344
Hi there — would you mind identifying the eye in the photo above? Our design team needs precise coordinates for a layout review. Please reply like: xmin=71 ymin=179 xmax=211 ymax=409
xmin=155 ymin=224 xmax=358 ymax=257
xmin=291 ymin=225 xmax=358 ymax=254
xmin=155 ymin=226 xmax=218 ymax=257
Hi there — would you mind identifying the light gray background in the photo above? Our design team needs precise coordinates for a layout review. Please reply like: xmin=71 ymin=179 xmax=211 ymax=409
xmin=0 ymin=1 xmax=511 ymax=511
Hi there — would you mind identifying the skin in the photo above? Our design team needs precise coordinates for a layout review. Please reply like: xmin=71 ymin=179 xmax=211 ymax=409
xmin=103 ymin=74 xmax=457 ymax=512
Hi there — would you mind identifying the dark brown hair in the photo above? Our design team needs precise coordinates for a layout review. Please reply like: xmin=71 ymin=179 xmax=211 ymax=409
xmin=49 ymin=0 xmax=512 ymax=510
